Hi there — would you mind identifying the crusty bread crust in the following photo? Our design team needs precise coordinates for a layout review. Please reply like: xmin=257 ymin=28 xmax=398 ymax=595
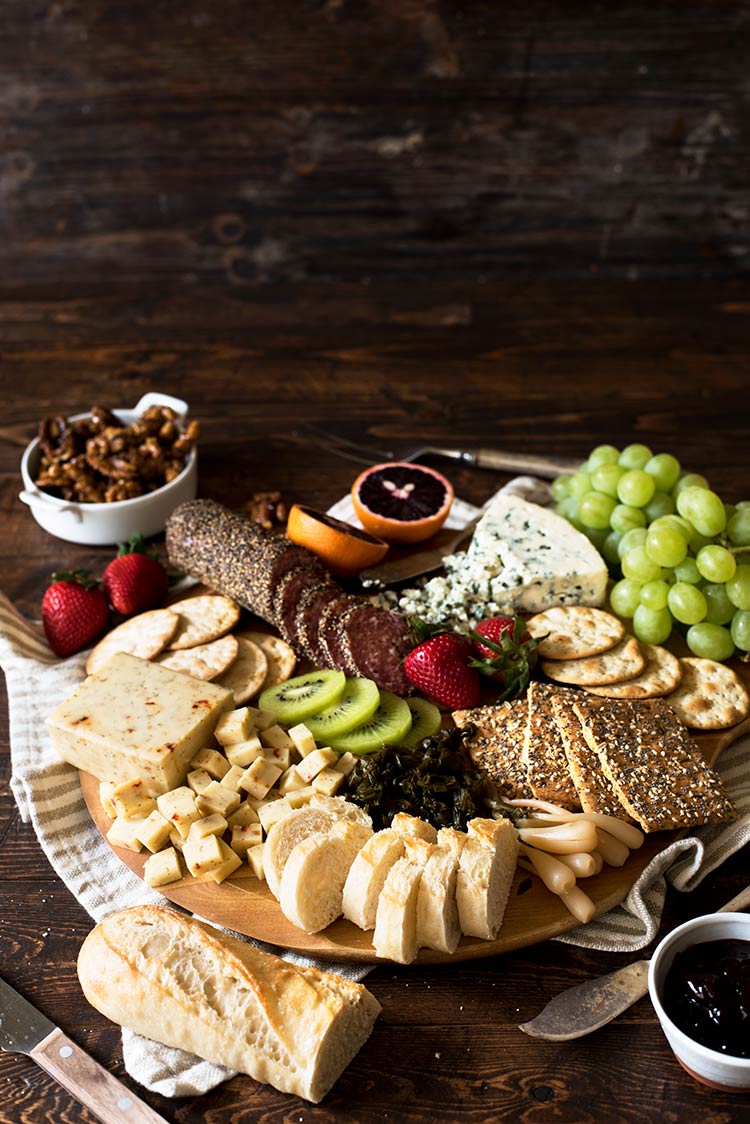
xmin=76 ymin=905 xmax=380 ymax=1103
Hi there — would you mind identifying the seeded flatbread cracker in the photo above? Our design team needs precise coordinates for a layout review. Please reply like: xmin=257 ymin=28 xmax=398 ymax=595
xmin=527 ymin=605 xmax=625 ymax=660
xmin=452 ymin=699 xmax=533 ymax=800
xmin=572 ymin=697 xmax=736 ymax=831
xmin=214 ymin=636 xmax=268 ymax=704
xmin=550 ymin=693 xmax=628 ymax=817
xmin=166 ymin=595 xmax=241 ymax=650
xmin=238 ymin=629 xmax=296 ymax=690
xmin=541 ymin=636 xmax=645 ymax=686
xmin=156 ymin=633 xmax=239 ymax=681
xmin=584 ymin=642 xmax=682 ymax=700
xmin=664 ymin=657 xmax=750 ymax=730
xmin=523 ymin=682 xmax=581 ymax=808
xmin=86 ymin=609 xmax=179 ymax=676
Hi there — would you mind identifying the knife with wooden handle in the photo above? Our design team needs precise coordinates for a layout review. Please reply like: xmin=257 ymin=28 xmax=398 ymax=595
xmin=0 ymin=975 xmax=168 ymax=1124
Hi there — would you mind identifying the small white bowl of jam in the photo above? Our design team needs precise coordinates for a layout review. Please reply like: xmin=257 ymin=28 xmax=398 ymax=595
xmin=648 ymin=911 xmax=750 ymax=1092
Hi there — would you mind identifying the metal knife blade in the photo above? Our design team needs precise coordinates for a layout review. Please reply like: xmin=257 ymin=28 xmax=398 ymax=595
xmin=0 ymin=975 xmax=55 ymax=1054
xmin=359 ymin=515 xmax=481 ymax=588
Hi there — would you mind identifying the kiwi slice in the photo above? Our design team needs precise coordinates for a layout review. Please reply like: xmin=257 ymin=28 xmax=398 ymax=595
xmin=305 ymin=677 xmax=381 ymax=740
xmin=399 ymin=697 xmax=443 ymax=747
xmin=259 ymin=669 xmax=346 ymax=724
xmin=329 ymin=690 xmax=413 ymax=755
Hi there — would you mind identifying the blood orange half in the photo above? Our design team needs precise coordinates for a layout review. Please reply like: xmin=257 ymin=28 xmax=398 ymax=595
xmin=286 ymin=504 xmax=389 ymax=578
xmin=351 ymin=461 xmax=454 ymax=544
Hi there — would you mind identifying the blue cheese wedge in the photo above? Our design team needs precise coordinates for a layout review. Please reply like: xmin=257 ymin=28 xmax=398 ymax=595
xmin=46 ymin=652 xmax=233 ymax=795
xmin=386 ymin=494 xmax=607 ymax=630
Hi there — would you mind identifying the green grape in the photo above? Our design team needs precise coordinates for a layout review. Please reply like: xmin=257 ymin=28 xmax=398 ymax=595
xmin=672 ymin=555 xmax=701 ymax=584
xmin=724 ymin=503 xmax=736 ymax=524
xmin=551 ymin=475 xmax=573 ymax=502
xmin=610 ymin=504 xmax=647 ymax=534
xmin=617 ymin=526 xmax=648 ymax=559
xmin=672 ymin=472 xmax=709 ymax=499
xmin=602 ymin=530 xmax=623 ymax=566
xmin=632 ymin=604 xmax=672 ymax=644
xmin=621 ymin=545 xmax=663 ymax=583
xmin=686 ymin=622 xmax=735 ymax=661
xmin=569 ymin=472 xmax=593 ymax=500
xmin=587 ymin=444 xmax=620 ymax=468
xmin=617 ymin=469 xmax=656 ymax=508
xmin=688 ymin=529 xmax=714 ymax=553
xmin=609 ymin=578 xmax=643 ymax=618
xmin=703 ymin=583 xmax=737 ymax=625
xmin=736 ymin=500 xmax=750 ymax=509
xmin=667 ymin=582 xmax=707 ymax=625
xmin=730 ymin=610 xmax=750 ymax=653
xmin=676 ymin=486 xmax=727 ymax=537
xmin=644 ymin=452 xmax=681 ymax=492
xmin=579 ymin=491 xmax=617 ymax=530
xmin=583 ymin=526 xmax=610 ymax=551
xmin=696 ymin=544 xmax=736 ymax=583
xmin=618 ymin=443 xmax=653 ymax=470
xmin=727 ymin=508 xmax=750 ymax=546
xmin=726 ymin=564 xmax=750 ymax=610
xmin=640 ymin=579 xmax=670 ymax=611
xmin=645 ymin=524 xmax=688 ymax=568
xmin=649 ymin=514 xmax=693 ymax=542
xmin=590 ymin=463 xmax=626 ymax=498
xmin=556 ymin=497 xmax=580 ymax=522
xmin=643 ymin=491 xmax=675 ymax=522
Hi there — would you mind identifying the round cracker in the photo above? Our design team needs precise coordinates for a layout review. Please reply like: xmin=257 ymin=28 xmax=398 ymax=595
xmin=214 ymin=636 xmax=268 ymax=704
xmin=527 ymin=606 xmax=625 ymax=660
xmin=238 ymin=629 xmax=297 ymax=690
xmin=166 ymin=595 xmax=241 ymax=650
xmin=664 ymin=657 xmax=750 ymax=730
xmin=584 ymin=642 xmax=683 ymax=699
xmin=86 ymin=609 xmax=179 ymax=675
xmin=156 ymin=633 xmax=239 ymax=681
xmin=541 ymin=635 xmax=645 ymax=686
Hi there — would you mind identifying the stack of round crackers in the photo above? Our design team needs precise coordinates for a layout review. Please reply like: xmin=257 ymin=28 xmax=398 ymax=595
xmin=527 ymin=605 xmax=750 ymax=731
xmin=85 ymin=593 xmax=296 ymax=704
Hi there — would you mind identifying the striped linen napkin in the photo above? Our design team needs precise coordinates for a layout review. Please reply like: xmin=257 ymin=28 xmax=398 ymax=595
xmin=2 ymin=590 xmax=749 ymax=1094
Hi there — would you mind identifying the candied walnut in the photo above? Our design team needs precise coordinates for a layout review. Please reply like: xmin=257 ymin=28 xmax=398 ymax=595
xmin=245 ymin=491 xmax=288 ymax=530
xmin=90 ymin=405 xmax=121 ymax=430
xmin=105 ymin=479 xmax=144 ymax=502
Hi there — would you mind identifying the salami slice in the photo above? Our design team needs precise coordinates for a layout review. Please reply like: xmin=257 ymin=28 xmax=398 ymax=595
xmin=341 ymin=603 xmax=413 ymax=695
xmin=293 ymin=579 xmax=341 ymax=662
xmin=272 ymin=566 xmax=317 ymax=648
xmin=317 ymin=595 xmax=361 ymax=672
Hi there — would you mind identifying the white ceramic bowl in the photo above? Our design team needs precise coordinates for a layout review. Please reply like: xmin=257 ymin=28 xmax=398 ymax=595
xmin=648 ymin=911 xmax=750 ymax=1092
xmin=19 ymin=392 xmax=198 ymax=546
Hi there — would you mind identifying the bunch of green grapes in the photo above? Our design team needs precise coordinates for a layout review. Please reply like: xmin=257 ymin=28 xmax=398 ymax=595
xmin=552 ymin=443 xmax=750 ymax=662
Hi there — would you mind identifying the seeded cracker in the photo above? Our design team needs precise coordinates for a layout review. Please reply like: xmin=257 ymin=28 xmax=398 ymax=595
xmin=664 ymin=657 xmax=750 ymax=730
xmin=452 ymin=699 xmax=533 ymax=800
xmin=541 ymin=635 xmax=645 ymax=686
xmin=585 ymin=642 xmax=682 ymax=700
xmin=523 ymin=682 xmax=581 ymax=808
xmin=572 ymin=697 xmax=736 ymax=831
xmin=214 ymin=636 xmax=268 ymax=703
xmin=238 ymin=630 xmax=297 ymax=690
xmin=527 ymin=606 xmax=625 ymax=660
xmin=156 ymin=633 xmax=239 ymax=681
xmin=86 ymin=609 xmax=180 ymax=675
xmin=550 ymin=693 xmax=629 ymax=818
xmin=166 ymin=594 xmax=241 ymax=650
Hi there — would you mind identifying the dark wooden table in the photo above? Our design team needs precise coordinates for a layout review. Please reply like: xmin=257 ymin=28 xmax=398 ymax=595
xmin=3 ymin=1 xmax=750 ymax=1119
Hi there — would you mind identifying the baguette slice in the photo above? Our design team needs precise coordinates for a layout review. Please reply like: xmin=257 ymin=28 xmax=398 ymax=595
xmin=341 ymin=828 xmax=405 ymax=931
xmin=415 ymin=843 xmax=461 ymax=954
xmin=279 ymin=819 xmax=374 ymax=933
xmin=372 ymin=854 xmax=426 ymax=964
xmin=390 ymin=812 xmax=438 ymax=843
xmin=263 ymin=799 xmax=371 ymax=900
xmin=455 ymin=817 xmax=518 ymax=940
xmin=77 ymin=905 xmax=380 ymax=1104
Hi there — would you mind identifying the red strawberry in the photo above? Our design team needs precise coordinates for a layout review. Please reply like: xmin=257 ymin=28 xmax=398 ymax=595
xmin=102 ymin=534 xmax=169 ymax=616
xmin=41 ymin=571 xmax=109 ymax=657
xmin=470 ymin=615 xmax=543 ymax=700
xmin=404 ymin=632 xmax=481 ymax=710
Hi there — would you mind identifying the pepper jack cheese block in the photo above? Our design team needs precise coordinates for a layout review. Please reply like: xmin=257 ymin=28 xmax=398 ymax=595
xmin=46 ymin=652 xmax=234 ymax=795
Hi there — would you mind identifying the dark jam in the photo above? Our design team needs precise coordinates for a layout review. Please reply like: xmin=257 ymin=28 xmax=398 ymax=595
xmin=662 ymin=939 xmax=750 ymax=1058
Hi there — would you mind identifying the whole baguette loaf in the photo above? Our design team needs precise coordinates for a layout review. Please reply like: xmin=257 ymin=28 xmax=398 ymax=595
xmin=77 ymin=905 xmax=381 ymax=1103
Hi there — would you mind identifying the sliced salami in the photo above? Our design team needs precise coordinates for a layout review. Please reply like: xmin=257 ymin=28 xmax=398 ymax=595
xmin=317 ymin=595 xmax=361 ymax=671
xmin=272 ymin=567 xmax=315 ymax=647
xmin=293 ymin=579 xmax=341 ymax=662
xmin=341 ymin=603 xmax=413 ymax=695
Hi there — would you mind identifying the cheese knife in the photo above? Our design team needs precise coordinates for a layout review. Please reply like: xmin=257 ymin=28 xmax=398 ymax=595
xmin=0 ymin=975 xmax=168 ymax=1124
xmin=359 ymin=515 xmax=481 ymax=587
xmin=518 ymin=884 xmax=750 ymax=1041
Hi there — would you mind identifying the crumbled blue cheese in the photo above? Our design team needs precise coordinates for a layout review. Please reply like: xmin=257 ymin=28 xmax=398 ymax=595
xmin=377 ymin=494 xmax=607 ymax=631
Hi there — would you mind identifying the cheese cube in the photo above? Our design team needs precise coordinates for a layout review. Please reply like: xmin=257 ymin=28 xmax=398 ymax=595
xmin=224 ymin=736 xmax=263 ymax=768
xmin=143 ymin=847 xmax=182 ymax=887
xmin=227 ymin=801 xmax=260 ymax=827
xmin=239 ymin=757 xmax=282 ymax=800
xmin=333 ymin=752 xmax=358 ymax=777
xmin=112 ymin=778 xmax=155 ymax=820
xmin=210 ymin=839 xmax=243 ymax=883
xmin=195 ymin=781 xmax=241 ymax=818
xmin=134 ymin=809 xmax=172 ymax=853
xmin=245 ymin=706 xmax=276 ymax=731
xmin=46 ymin=652 xmax=233 ymax=795
xmin=189 ymin=747 xmax=230 ymax=780
xmin=246 ymin=843 xmax=266 ymax=879
xmin=311 ymin=767 xmax=344 ymax=796
xmin=296 ymin=747 xmax=338 ymax=783
xmin=183 ymin=833 xmax=225 ymax=876
xmin=287 ymin=723 xmax=316 ymax=757
xmin=220 ymin=765 xmax=246 ymax=793
xmin=262 ymin=744 xmax=291 ymax=771
xmin=256 ymin=797 xmax=293 ymax=832
xmin=285 ymin=785 xmax=316 ymax=808
xmin=186 ymin=767 xmax=214 ymax=796
xmin=106 ymin=816 xmax=145 ymax=853
xmin=99 ymin=780 xmax=118 ymax=818
xmin=260 ymin=724 xmax=294 ymax=750
xmin=230 ymin=822 xmax=263 ymax=856
xmin=214 ymin=707 xmax=256 ymax=745
xmin=156 ymin=787 xmax=201 ymax=839
xmin=169 ymin=828 xmax=184 ymax=852
xmin=278 ymin=764 xmax=307 ymax=795
xmin=187 ymin=813 xmax=228 ymax=842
